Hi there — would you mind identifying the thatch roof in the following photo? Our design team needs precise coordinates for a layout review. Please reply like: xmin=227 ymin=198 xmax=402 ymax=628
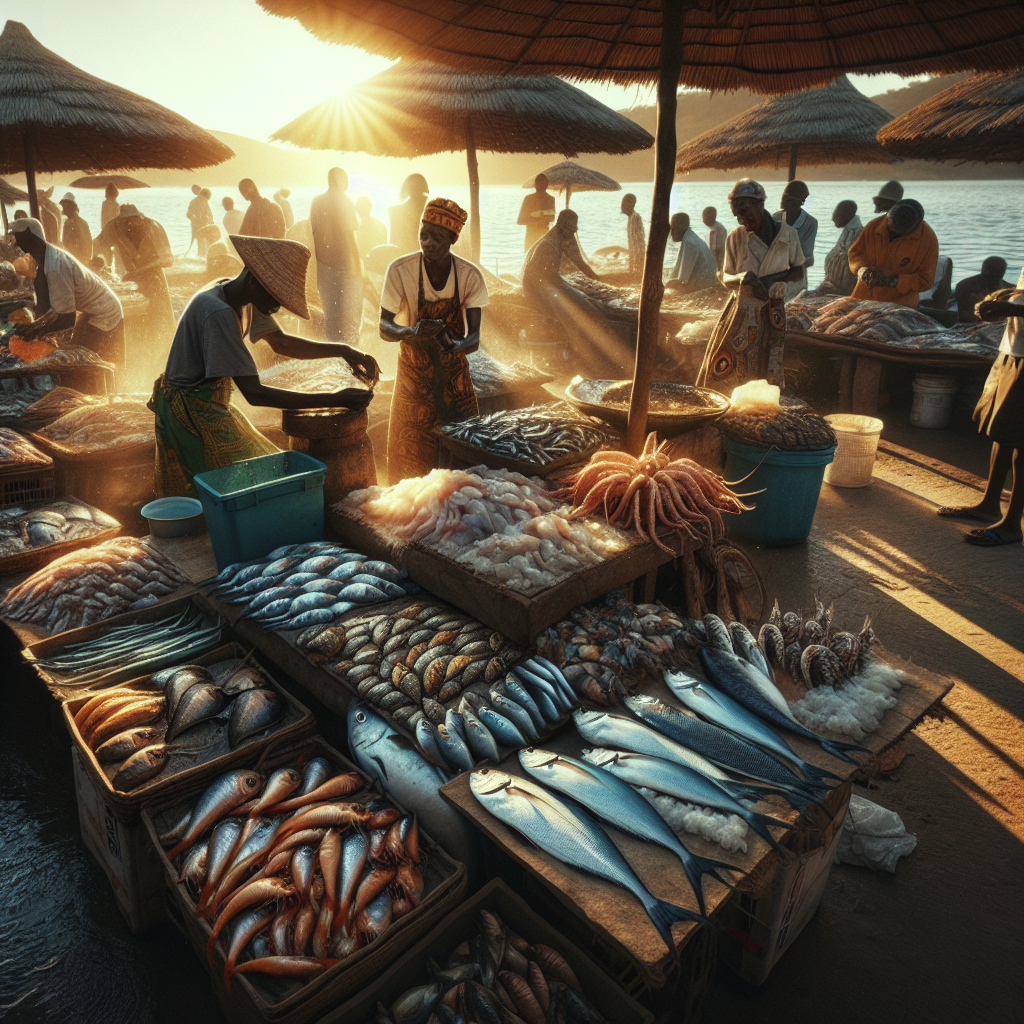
xmin=0 ymin=176 xmax=29 ymax=203
xmin=69 ymin=174 xmax=150 ymax=189
xmin=256 ymin=1 xmax=1024 ymax=93
xmin=272 ymin=60 xmax=652 ymax=156
xmin=0 ymin=20 xmax=234 ymax=174
xmin=877 ymin=70 xmax=1024 ymax=163
xmin=524 ymin=160 xmax=619 ymax=193
xmin=675 ymin=76 xmax=895 ymax=173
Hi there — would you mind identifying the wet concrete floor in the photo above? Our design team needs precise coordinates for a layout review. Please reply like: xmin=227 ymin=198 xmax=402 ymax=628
xmin=1 ymin=406 xmax=1020 ymax=1024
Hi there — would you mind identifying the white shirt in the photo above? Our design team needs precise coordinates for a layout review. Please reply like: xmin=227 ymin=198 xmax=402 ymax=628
xmin=998 ymin=269 xmax=1024 ymax=358
xmin=380 ymin=252 xmax=489 ymax=331
xmin=724 ymin=219 xmax=805 ymax=280
xmin=43 ymin=245 xmax=122 ymax=332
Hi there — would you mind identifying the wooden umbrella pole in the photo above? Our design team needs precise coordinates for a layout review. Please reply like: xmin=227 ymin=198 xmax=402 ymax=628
xmin=625 ymin=0 xmax=685 ymax=455
xmin=565 ymin=185 xmax=572 ymax=208
xmin=465 ymin=117 xmax=481 ymax=264
xmin=788 ymin=143 xmax=799 ymax=181
xmin=23 ymin=130 xmax=39 ymax=219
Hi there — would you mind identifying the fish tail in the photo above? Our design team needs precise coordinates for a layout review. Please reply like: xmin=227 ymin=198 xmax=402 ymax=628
xmin=744 ymin=813 xmax=792 ymax=857
xmin=797 ymin=760 xmax=844 ymax=783
xmin=681 ymin=852 xmax=738 ymax=916
xmin=647 ymin=897 xmax=706 ymax=951
xmin=820 ymin=739 xmax=870 ymax=763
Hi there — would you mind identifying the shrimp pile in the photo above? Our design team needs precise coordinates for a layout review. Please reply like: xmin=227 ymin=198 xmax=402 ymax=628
xmin=556 ymin=432 xmax=749 ymax=551
xmin=345 ymin=467 xmax=558 ymax=546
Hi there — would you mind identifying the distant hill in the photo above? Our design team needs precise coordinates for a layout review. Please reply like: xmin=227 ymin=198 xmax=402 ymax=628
xmin=13 ymin=75 xmax=1019 ymax=197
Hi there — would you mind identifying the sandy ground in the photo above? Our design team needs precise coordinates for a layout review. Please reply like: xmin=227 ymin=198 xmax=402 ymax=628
xmin=0 ymin=409 xmax=1020 ymax=1024
xmin=708 ymin=435 xmax=1024 ymax=1024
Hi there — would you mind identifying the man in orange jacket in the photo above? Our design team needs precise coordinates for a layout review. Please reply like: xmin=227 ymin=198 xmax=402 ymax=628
xmin=848 ymin=200 xmax=938 ymax=309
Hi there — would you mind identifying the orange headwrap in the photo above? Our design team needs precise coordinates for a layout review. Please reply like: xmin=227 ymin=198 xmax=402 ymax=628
xmin=422 ymin=198 xmax=468 ymax=239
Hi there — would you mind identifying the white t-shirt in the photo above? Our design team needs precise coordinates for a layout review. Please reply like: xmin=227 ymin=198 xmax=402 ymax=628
xmin=164 ymin=281 xmax=278 ymax=387
xmin=43 ymin=246 xmax=123 ymax=332
xmin=998 ymin=268 xmax=1024 ymax=358
xmin=380 ymin=253 xmax=489 ymax=331
xmin=724 ymin=219 xmax=805 ymax=279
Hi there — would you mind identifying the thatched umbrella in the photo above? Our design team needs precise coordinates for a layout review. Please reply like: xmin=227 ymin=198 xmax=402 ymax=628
xmin=257 ymin=0 xmax=1024 ymax=455
xmin=0 ymin=175 xmax=29 ymax=230
xmin=524 ymin=160 xmax=620 ymax=208
xmin=877 ymin=70 xmax=1024 ymax=163
xmin=68 ymin=174 xmax=150 ymax=189
xmin=0 ymin=20 xmax=233 ymax=218
xmin=676 ymin=76 xmax=895 ymax=181
xmin=271 ymin=61 xmax=651 ymax=261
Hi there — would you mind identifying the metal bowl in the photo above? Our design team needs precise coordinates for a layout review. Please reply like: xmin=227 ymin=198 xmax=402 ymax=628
xmin=564 ymin=378 xmax=731 ymax=434
xmin=140 ymin=497 xmax=205 ymax=538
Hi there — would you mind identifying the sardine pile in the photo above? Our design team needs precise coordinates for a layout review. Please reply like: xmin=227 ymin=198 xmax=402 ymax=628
xmin=0 ymin=499 xmax=118 ymax=557
xmin=537 ymin=593 xmax=694 ymax=706
xmin=346 ymin=467 xmax=559 ymax=546
xmin=72 ymin=659 xmax=286 ymax=792
xmin=207 ymin=541 xmax=419 ymax=631
xmin=0 ymin=426 xmax=50 ymax=467
xmin=259 ymin=358 xmax=368 ymax=394
xmin=363 ymin=908 xmax=608 ymax=1024
xmin=719 ymin=404 xmax=837 ymax=451
xmin=466 ymin=348 xmax=549 ymax=395
xmin=0 ymin=537 xmax=190 ymax=633
xmin=296 ymin=601 xmax=525 ymax=729
xmin=163 ymin=757 xmax=424 ymax=995
xmin=440 ymin=403 xmax=609 ymax=466
xmin=29 ymin=398 xmax=153 ymax=455
xmin=556 ymin=433 xmax=749 ymax=552
xmin=0 ymin=375 xmax=56 ymax=424
xmin=452 ymin=512 xmax=631 ymax=594
xmin=12 ymin=345 xmax=110 ymax=370
xmin=14 ymin=386 xmax=98 ymax=431
xmin=38 ymin=605 xmax=223 ymax=687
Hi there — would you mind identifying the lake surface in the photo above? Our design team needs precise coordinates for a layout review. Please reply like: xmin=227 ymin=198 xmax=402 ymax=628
xmin=41 ymin=179 xmax=1024 ymax=289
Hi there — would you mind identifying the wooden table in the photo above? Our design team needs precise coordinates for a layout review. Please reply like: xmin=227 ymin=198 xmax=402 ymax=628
xmin=786 ymin=328 xmax=993 ymax=415
xmin=439 ymin=651 xmax=951 ymax=990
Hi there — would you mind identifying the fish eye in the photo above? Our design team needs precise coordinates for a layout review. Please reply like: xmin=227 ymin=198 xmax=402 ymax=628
xmin=355 ymin=712 xmax=366 ymax=723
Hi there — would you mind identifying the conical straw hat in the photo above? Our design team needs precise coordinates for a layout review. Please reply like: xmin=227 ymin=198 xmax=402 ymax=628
xmin=229 ymin=234 xmax=310 ymax=319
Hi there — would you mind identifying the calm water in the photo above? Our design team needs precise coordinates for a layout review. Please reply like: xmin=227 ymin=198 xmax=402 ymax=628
xmin=49 ymin=179 xmax=1024 ymax=287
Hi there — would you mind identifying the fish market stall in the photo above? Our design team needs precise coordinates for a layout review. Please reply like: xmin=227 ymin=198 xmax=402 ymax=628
xmin=785 ymin=295 xmax=1000 ymax=414
xmin=467 ymin=348 xmax=555 ymax=414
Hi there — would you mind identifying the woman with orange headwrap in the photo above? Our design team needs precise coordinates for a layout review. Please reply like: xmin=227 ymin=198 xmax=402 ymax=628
xmin=379 ymin=197 xmax=488 ymax=482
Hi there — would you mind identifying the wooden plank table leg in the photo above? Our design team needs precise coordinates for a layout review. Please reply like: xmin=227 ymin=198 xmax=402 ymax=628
xmin=851 ymin=356 xmax=882 ymax=415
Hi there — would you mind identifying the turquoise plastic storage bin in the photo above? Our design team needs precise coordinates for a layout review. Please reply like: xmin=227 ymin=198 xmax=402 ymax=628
xmin=194 ymin=451 xmax=327 ymax=569
xmin=722 ymin=438 xmax=836 ymax=546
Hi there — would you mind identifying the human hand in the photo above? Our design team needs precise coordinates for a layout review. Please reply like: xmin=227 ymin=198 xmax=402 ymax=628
xmin=976 ymin=299 xmax=1003 ymax=322
xmin=412 ymin=318 xmax=445 ymax=339
xmin=331 ymin=387 xmax=374 ymax=411
xmin=858 ymin=267 xmax=883 ymax=288
xmin=343 ymin=347 xmax=380 ymax=387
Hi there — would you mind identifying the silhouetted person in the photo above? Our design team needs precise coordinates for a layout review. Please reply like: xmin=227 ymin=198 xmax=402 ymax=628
xmin=309 ymin=167 xmax=362 ymax=343
xmin=36 ymin=187 xmax=61 ymax=245
xmin=355 ymin=196 xmax=388 ymax=259
xmin=955 ymin=257 xmax=1013 ymax=323
xmin=274 ymin=189 xmax=295 ymax=232
xmin=59 ymin=193 xmax=93 ymax=264
xmin=222 ymin=196 xmax=244 ymax=237
xmin=666 ymin=212 xmax=719 ymax=294
xmin=389 ymin=174 xmax=429 ymax=255
xmin=621 ymin=193 xmax=645 ymax=276
xmin=703 ymin=206 xmax=726 ymax=273
xmin=187 ymin=185 xmax=215 ymax=257
xmin=517 ymin=173 xmax=556 ymax=251
xmin=872 ymin=180 xmax=904 ymax=214
xmin=820 ymin=200 xmax=862 ymax=296
xmin=773 ymin=180 xmax=817 ymax=297
xmin=238 ymin=178 xmax=285 ymax=238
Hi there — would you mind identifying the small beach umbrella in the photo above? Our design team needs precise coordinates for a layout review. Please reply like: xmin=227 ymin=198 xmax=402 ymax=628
xmin=0 ymin=20 xmax=233 ymax=218
xmin=258 ymin=0 xmax=1024 ymax=455
xmin=877 ymin=70 xmax=1024 ymax=164
xmin=675 ymin=76 xmax=896 ymax=181
xmin=523 ymin=160 xmax=621 ymax=208
xmin=68 ymin=174 xmax=150 ymax=189
xmin=271 ymin=60 xmax=651 ymax=261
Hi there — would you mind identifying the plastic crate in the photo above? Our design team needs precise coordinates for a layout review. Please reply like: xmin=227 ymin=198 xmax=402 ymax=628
xmin=194 ymin=451 xmax=327 ymax=570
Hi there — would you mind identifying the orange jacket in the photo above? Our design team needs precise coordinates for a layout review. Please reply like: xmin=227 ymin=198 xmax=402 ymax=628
xmin=848 ymin=215 xmax=939 ymax=308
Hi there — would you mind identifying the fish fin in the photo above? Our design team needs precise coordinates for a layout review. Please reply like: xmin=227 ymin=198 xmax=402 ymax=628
xmin=680 ymin=853 xmax=738 ymax=916
xmin=647 ymin=898 xmax=706 ymax=951
xmin=797 ymin=760 xmax=844 ymax=783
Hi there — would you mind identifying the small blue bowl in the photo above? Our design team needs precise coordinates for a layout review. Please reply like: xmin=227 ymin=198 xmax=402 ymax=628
xmin=141 ymin=497 xmax=206 ymax=538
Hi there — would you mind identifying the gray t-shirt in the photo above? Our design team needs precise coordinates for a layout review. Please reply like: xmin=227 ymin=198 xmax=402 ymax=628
xmin=164 ymin=281 xmax=278 ymax=387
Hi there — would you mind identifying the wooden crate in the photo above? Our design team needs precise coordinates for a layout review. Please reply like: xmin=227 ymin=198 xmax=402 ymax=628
xmin=141 ymin=734 xmax=468 ymax=1024
xmin=317 ymin=879 xmax=655 ymax=1024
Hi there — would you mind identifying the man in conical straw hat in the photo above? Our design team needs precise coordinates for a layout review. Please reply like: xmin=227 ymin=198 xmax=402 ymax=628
xmin=150 ymin=234 xmax=380 ymax=497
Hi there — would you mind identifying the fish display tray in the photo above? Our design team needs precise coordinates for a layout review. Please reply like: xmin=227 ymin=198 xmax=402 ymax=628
xmin=63 ymin=642 xmax=316 ymax=822
xmin=318 ymin=878 xmax=654 ymax=1024
xmin=327 ymin=503 xmax=686 ymax=647
xmin=564 ymin=379 xmax=731 ymax=435
xmin=0 ymin=359 xmax=115 ymax=395
xmin=0 ymin=453 xmax=56 ymax=509
xmin=785 ymin=328 xmax=995 ymax=367
xmin=22 ymin=592 xmax=213 ymax=696
xmin=141 ymin=734 xmax=468 ymax=1024
xmin=0 ymin=495 xmax=120 ymax=576
xmin=436 ymin=429 xmax=602 ymax=480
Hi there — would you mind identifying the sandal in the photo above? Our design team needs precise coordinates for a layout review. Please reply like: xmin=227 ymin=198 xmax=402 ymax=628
xmin=937 ymin=505 xmax=998 ymax=523
xmin=964 ymin=528 xmax=1022 ymax=547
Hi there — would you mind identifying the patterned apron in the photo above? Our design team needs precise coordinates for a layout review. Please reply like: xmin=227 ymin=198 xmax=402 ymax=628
xmin=386 ymin=257 xmax=478 ymax=482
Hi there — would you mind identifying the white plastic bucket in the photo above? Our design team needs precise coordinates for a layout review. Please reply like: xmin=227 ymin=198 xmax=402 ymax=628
xmin=910 ymin=374 xmax=957 ymax=429
xmin=824 ymin=414 xmax=884 ymax=488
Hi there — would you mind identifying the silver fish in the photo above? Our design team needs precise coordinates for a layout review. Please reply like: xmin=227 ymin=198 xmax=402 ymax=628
xmin=487 ymin=689 xmax=539 ymax=742
xmin=415 ymin=719 xmax=448 ymax=768
xmin=437 ymin=718 xmax=474 ymax=772
xmin=470 ymin=769 xmax=701 ymax=950
xmin=164 ymin=666 xmax=214 ymax=721
xmin=200 ymin=818 xmax=244 ymax=902
xmin=291 ymin=845 xmax=317 ymax=899
xmin=228 ymin=688 xmax=284 ymax=748
xmin=300 ymin=757 xmax=332 ymax=794
xmin=457 ymin=699 xmax=500 ymax=763
xmin=111 ymin=743 xmax=180 ymax=791
xmin=499 ymin=674 xmax=545 ymax=730
xmin=94 ymin=726 xmax=162 ymax=763
xmin=337 ymin=830 xmax=369 ymax=928
xmin=163 ymin=769 xmax=264 ymax=859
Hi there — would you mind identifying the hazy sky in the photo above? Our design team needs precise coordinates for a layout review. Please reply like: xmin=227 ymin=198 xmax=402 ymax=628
xmin=6 ymin=0 xmax=924 ymax=142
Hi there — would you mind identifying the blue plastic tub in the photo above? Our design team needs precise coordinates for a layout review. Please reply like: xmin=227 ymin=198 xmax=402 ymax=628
xmin=193 ymin=451 xmax=327 ymax=569
xmin=723 ymin=438 xmax=836 ymax=546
